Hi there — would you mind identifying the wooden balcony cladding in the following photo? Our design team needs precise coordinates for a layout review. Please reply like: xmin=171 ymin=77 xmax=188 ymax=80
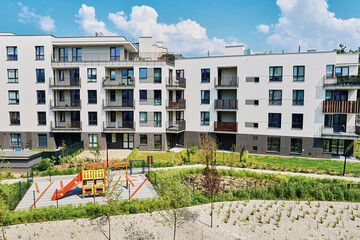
xmin=214 ymin=121 xmax=238 ymax=132
xmin=323 ymin=100 xmax=360 ymax=113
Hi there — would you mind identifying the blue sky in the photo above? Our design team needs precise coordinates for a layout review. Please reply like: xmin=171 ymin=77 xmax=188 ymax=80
xmin=1 ymin=0 xmax=360 ymax=56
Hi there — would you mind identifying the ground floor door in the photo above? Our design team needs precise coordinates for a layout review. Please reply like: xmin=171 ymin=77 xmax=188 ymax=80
xmin=167 ymin=133 xmax=184 ymax=149
xmin=107 ymin=133 xmax=133 ymax=149
xmin=216 ymin=133 xmax=236 ymax=150
xmin=329 ymin=139 xmax=353 ymax=156
xmin=54 ymin=133 xmax=81 ymax=148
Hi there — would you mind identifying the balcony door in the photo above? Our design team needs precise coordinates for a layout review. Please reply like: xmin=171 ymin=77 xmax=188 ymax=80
xmin=122 ymin=111 xmax=133 ymax=128
xmin=122 ymin=69 xmax=133 ymax=85
xmin=122 ymin=90 xmax=133 ymax=107
xmin=71 ymin=111 xmax=80 ymax=128
xmin=333 ymin=114 xmax=346 ymax=132
xmin=123 ymin=133 xmax=134 ymax=149
xmin=70 ymin=90 xmax=80 ymax=107
xmin=70 ymin=69 xmax=79 ymax=86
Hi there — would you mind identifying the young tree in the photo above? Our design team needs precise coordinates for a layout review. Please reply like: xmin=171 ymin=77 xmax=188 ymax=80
xmin=200 ymin=134 xmax=221 ymax=228
xmin=89 ymin=142 xmax=102 ymax=163
xmin=158 ymin=179 xmax=198 ymax=240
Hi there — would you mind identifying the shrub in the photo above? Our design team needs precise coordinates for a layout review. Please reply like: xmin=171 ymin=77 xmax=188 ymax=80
xmin=34 ymin=158 xmax=53 ymax=171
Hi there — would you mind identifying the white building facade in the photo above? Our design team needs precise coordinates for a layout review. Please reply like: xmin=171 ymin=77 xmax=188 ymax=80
xmin=0 ymin=33 xmax=359 ymax=158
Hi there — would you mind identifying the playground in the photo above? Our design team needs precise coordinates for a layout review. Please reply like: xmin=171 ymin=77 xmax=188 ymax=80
xmin=16 ymin=161 xmax=158 ymax=210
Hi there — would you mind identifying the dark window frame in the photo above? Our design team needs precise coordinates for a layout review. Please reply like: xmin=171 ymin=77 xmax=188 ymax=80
xmin=293 ymin=66 xmax=305 ymax=81
xmin=36 ymin=69 xmax=45 ymax=83
xmin=267 ymin=137 xmax=281 ymax=152
xmin=8 ymin=90 xmax=19 ymax=104
xmin=7 ymin=46 xmax=18 ymax=61
xmin=201 ymin=112 xmax=210 ymax=125
xmin=201 ymin=90 xmax=210 ymax=104
xmin=37 ymin=112 xmax=46 ymax=125
xmin=268 ymin=113 xmax=281 ymax=128
xmin=140 ymin=134 xmax=147 ymax=145
xmin=9 ymin=112 xmax=20 ymax=125
xmin=38 ymin=134 xmax=47 ymax=147
xmin=87 ymin=68 xmax=97 ymax=82
xmin=269 ymin=90 xmax=282 ymax=105
xmin=293 ymin=90 xmax=304 ymax=105
xmin=35 ymin=46 xmax=44 ymax=60
xmin=8 ymin=69 xmax=18 ymax=83
xmin=201 ymin=69 xmax=210 ymax=82
xmin=291 ymin=138 xmax=302 ymax=154
xmin=88 ymin=112 xmax=98 ymax=125
xmin=88 ymin=90 xmax=97 ymax=104
xmin=292 ymin=114 xmax=303 ymax=129
xmin=269 ymin=66 xmax=283 ymax=81
xmin=110 ymin=47 xmax=120 ymax=61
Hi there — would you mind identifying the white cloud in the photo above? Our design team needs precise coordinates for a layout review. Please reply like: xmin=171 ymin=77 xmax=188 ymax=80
xmin=256 ymin=24 xmax=270 ymax=34
xmin=75 ymin=4 xmax=115 ymax=36
xmin=17 ymin=2 xmax=55 ymax=32
xmin=108 ymin=5 xmax=242 ymax=55
xmin=266 ymin=0 xmax=360 ymax=51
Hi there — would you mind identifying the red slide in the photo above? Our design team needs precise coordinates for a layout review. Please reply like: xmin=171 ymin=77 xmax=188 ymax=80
xmin=51 ymin=172 xmax=82 ymax=201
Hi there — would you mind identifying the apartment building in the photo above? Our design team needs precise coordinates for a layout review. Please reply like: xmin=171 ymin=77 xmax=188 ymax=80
xmin=0 ymin=33 xmax=359 ymax=159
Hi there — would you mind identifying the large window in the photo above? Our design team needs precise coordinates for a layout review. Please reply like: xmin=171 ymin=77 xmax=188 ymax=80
xmin=201 ymin=69 xmax=210 ymax=82
xmin=176 ymin=70 xmax=184 ymax=80
xmin=9 ymin=112 xmax=20 ymax=125
xmin=109 ymin=90 xmax=116 ymax=102
xmin=323 ymin=139 xmax=331 ymax=152
xmin=326 ymin=65 xmax=334 ymax=78
xmin=60 ymin=111 xmax=65 ymax=122
xmin=291 ymin=138 xmax=302 ymax=154
xmin=293 ymin=66 xmax=305 ymax=81
xmin=335 ymin=67 xmax=349 ymax=76
xmin=269 ymin=66 xmax=283 ymax=81
xmin=88 ymin=112 xmax=98 ymax=125
xmin=36 ymin=69 xmax=45 ymax=83
xmin=37 ymin=112 xmax=46 ymax=125
xmin=59 ymin=48 xmax=68 ymax=61
xmin=154 ymin=68 xmax=162 ymax=83
xmin=267 ymin=137 xmax=280 ymax=152
xmin=140 ymin=112 xmax=147 ymax=123
xmin=8 ymin=69 xmax=18 ymax=83
xmin=154 ymin=135 xmax=162 ymax=150
xmin=325 ymin=90 xmax=348 ymax=101
xmin=324 ymin=114 xmax=333 ymax=127
xmin=8 ymin=91 xmax=19 ymax=104
xmin=38 ymin=134 xmax=47 ymax=147
xmin=269 ymin=90 xmax=282 ymax=105
xmin=140 ymin=90 xmax=147 ymax=101
xmin=154 ymin=90 xmax=162 ymax=105
xmin=7 ymin=46 xmax=17 ymax=60
xmin=154 ymin=112 xmax=162 ymax=127
xmin=268 ymin=113 xmax=281 ymax=128
xmin=72 ymin=48 xmax=82 ymax=61
xmin=37 ymin=90 xmax=46 ymax=104
xmin=89 ymin=134 xmax=98 ymax=148
xmin=87 ymin=68 xmax=97 ymax=82
xmin=110 ymin=111 xmax=116 ymax=122
xmin=110 ymin=69 xmax=116 ymax=80
xmin=201 ymin=90 xmax=210 ymax=104
xmin=35 ymin=46 xmax=44 ymax=60
xmin=293 ymin=90 xmax=304 ymax=105
xmin=139 ymin=68 xmax=147 ymax=79
xmin=110 ymin=47 xmax=120 ymax=61
xmin=201 ymin=112 xmax=210 ymax=125
xmin=88 ymin=90 xmax=97 ymax=104
xmin=292 ymin=114 xmax=303 ymax=129
xmin=140 ymin=134 xmax=147 ymax=145
xmin=10 ymin=134 xmax=21 ymax=147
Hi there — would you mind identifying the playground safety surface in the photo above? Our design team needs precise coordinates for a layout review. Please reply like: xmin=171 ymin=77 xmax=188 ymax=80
xmin=16 ymin=169 xmax=158 ymax=210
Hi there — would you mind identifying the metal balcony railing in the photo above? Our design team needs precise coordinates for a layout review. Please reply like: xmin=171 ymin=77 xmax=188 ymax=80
xmin=323 ymin=75 xmax=360 ymax=87
xmin=139 ymin=120 xmax=162 ymax=128
xmin=102 ymin=77 xmax=135 ymax=88
xmin=166 ymin=77 xmax=186 ymax=88
xmin=166 ymin=99 xmax=186 ymax=110
xmin=139 ymin=75 xmax=163 ymax=84
xmin=139 ymin=98 xmax=162 ymax=106
xmin=321 ymin=125 xmax=360 ymax=139
xmin=102 ymin=99 xmax=134 ymax=110
xmin=214 ymin=121 xmax=238 ymax=132
xmin=51 ymin=121 xmax=82 ymax=131
xmin=49 ymin=77 xmax=81 ymax=88
xmin=214 ymin=99 xmax=238 ymax=110
xmin=50 ymin=99 xmax=81 ymax=110
xmin=166 ymin=120 xmax=186 ymax=132
xmin=214 ymin=77 xmax=239 ymax=88
xmin=103 ymin=121 xmax=135 ymax=131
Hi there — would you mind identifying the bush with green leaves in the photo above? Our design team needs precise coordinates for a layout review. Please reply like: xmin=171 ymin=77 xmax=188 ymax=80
xmin=34 ymin=158 xmax=53 ymax=171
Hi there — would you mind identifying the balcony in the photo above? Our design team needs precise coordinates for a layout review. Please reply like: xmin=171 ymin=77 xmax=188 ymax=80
xmin=215 ymin=99 xmax=238 ymax=110
xmin=166 ymin=99 xmax=186 ymax=110
xmin=139 ymin=120 xmax=162 ymax=128
xmin=51 ymin=121 xmax=81 ymax=132
xmin=323 ymin=100 xmax=360 ymax=114
xmin=139 ymin=76 xmax=163 ymax=84
xmin=214 ymin=121 xmax=238 ymax=132
xmin=166 ymin=120 xmax=186 ymax=132
xmin=321 ymin=125 xmax=360 ymax=139
xmin=50 ymin=99 xmax=81 ymax=111
xmin=323 ymin=75 xmax=360 ymax=89
xmin=139 ymin=98 xmax=162 ymax=106
xmin=214 ymin=77 xmax=239 ymax=88
xmin=103 ymin=121 xmax=135 ymax=132
xmin=102 ymin=99 xmax=134 ymax=111
xmin=166 ymin=78 xmax=186 ymax=89
xmin=102 ymin=78 xmax=135 ymax=89
xmin=49 ymin=77 xmax=81 ymax=89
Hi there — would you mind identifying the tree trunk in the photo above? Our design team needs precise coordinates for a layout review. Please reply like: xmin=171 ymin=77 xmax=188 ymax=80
xmin=211 ymin=202 xmax=213 ymax=228
xmin=1 ymin=221 xmax=6 ymax=240
xmin=108 ymin=214 xmax=111 ymax=240
xmin=173 ymin=217 xmax=177 ymax=240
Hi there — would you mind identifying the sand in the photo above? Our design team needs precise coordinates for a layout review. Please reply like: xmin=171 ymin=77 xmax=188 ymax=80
xmin=4 ymin=200 xmax=360 ymax=240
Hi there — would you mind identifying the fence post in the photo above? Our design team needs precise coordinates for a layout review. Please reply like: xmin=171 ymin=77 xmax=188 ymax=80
xmin=33 ymin=190 xmax=36 ymax=209
xmin=49 ymin=166 xmax=51 ymax=182
xmin=56 ymin=189 xmax=59 ymax=208
xmin=128 ymin=185 xmax=131 ymax=200
xmin=27 ymin=171 xmax=29 ymax=188
xmin=129 ymin=161 xmax=132 ymax=175
xmin=19 ymin=181 xmax=22 ymax=201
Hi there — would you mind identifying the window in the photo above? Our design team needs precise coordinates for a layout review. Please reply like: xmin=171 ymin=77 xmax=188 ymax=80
xmin=325 ymin=90 xmax=348 ymax=101
xmin=10 ymin=134 xmax=21 ymax=147
xmin=267 ymin=137 xmax=280 ymax=152
xmin=291 ymin=138 xmax=302 ymax=154
xmin=269 ymin=66 xmax=282 ymax=81
xmin=8 ymin=69 xmax=18 ymax=83
xmin=58 ymin=70 xmax=65 ymax=81
xmin=293 ymin=66 xmax=305 ymax=81
xmin=201 ymin=90 xmax=210 ymax=104
xmin=36 ymin=69 xmax=45 ymax=83
xmin=140 ymin=68 xmax=147 ymax=79
xmin=110 ymin=70 xmax=116 ymax=80
xmin=268 ymin=113 xmax=281 ymax=128
xmin=269 ymin=90 xmax=282 ymax=105
xmin=201 ymin=112 xmax=210 ymax=125
xmin=59 ymin=111 xmax=65 ymax=122
xmin=59 ymin=90 xmax=65 ymax=102
xmin=154 ymin=112 xmax=162 ymax=127
xmin=245 ymin=122 xmax=258 ymax=128
xmin=88 ymin=112 xmax=98 ymax=125
xmin=87 ymin=68 xmax=97 ymax=82
xmin=293 ymin=90 xmax=304 ymax=105
xmin=72 ymin=48 xmax=82 ymax=61
xmin=323 ymin=139 xmax=331 ymax=152
xmin=9 ymin=112 xmax=20 ymax=125
xmin=110 ymin=90 xmax=116 ymax=102
xmin=252 ymin=146 xmax=258 ymax=152
xmin=110 ymin=47 xmax=120 ymax=61
xmin=8 ymin=91 xmax=19 ymax=104
xmin=37 ymin=90 xmax=46 ymax=104
xmin=335 ymin=67 xmax=349 ymax=76
xmin=154 ymin=90 xmax=161 ymax=105
xmin=7 ymin=47 xmax=17 ymax=60
xmin=292 ymin=114 xmax=303 ymax=129
xmin=176 ymin=70 xmax=184 ymax=80
xmin=38 ymin=134 xmax=47 ymax=147
xmin=59 ymin=48 xmax=68 ymax=62
xmin=324 ymin=114 xmax=333 ymax=127
xmin=140 ymin=90 xmax=147 ymax=101
xmin=37 ymin=112 xmax=46 ymax=125
xmin=110 ymin=111 xmax=116 ymax=122
xmin=140 ymin=134 xmax=147 ymax=145
xmin=140 ymin=112 xmax=147 ymax=123
xmin=201 ymin=69 xmax=210 ymax=82
xmin=35 ymin=46 xmax=44 ymax=60
xmin=88 ymin=90 xmax=97 ymax=104
xmin=326 ymin=65 xmax=334 ymax=78
xmin=111 ymin=133 xmax=116 ymax=143
xmin=89 ymin=134 xmax=98 ymax=148
xmin=154 ymin=135 xmax=162 ymax=150
xmin=245 ymin=100 xmax=259 ymax=106
xmin=154 ymin=68 xmax=162 ymax=83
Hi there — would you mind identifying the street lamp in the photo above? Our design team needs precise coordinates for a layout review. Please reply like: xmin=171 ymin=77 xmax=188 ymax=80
xmin=106 ymin=141 xmax=109 ymax=167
